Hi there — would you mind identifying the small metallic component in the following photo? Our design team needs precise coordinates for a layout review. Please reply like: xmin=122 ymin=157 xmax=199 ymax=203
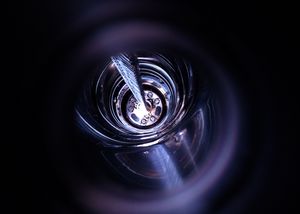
xmin=155 ymin=106 xmax=161 ymax=116
xmin=131 ymin=114 xmax=139 ymax=122
xmin=125 ymin=90 xmax=164 ymax=127
xmin=147 ymin=92 xmax=153 ymax=98
xmin=154 ymin=98 xmax=160 ymax=105
xmin=150 ymin=116 xmax=156 ymax=122
xmin=128 ymin=106 xmax=134 ymax=112
xmin=111 ymin=54 xmax=148 ymax=112
xmin=100 ymin=53 xmax=174 ymax=134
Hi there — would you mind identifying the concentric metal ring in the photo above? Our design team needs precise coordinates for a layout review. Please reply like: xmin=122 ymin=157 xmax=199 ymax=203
xmin=78 ymin=52 xmax=193 ymax=145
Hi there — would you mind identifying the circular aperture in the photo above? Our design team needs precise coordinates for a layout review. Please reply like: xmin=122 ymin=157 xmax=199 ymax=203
xmin=124 ymin=89 xmax=166 ymax=128
xmin=72 ymin=41 xmax=239 ymax=213
xmin=77 ymin=51 xmax=194 ymax=145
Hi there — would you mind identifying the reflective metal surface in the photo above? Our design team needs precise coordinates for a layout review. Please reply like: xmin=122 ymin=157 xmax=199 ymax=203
xmin=41 ymin=19 xmax=242 ymax=212
xmin=111 ymin=53 xmax=148 ymax=113
xmin=101 ymin=108 xmax=206 ymax=190
xmin=125 ymin=90 xmax=164 ymax=127
xmin=74 ymin=48 xmax=235 ymax=195
xmin=76 ymin=52 xmax=195 ymax=145
xmin=23 ymin=0 xmax=295 ymax=213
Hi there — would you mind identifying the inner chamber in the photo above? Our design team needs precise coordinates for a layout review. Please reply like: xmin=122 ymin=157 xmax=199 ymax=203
xmin=74 ymin=50 xmax=220 ymax=191
xmin=77 ymin=51 xmax=197 ymax=146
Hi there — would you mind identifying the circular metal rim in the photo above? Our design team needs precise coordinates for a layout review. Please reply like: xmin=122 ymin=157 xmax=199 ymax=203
xmin=47 ymin=16 xmax=242 ymax=213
